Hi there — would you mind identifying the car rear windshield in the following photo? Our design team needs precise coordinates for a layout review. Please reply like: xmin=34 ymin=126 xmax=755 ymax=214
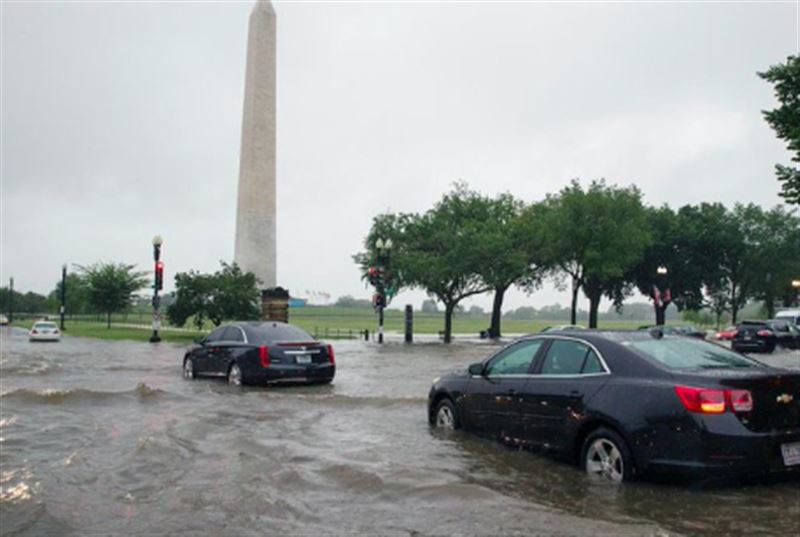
xmin=248 ymin=323 xmax=315 ymax=344
xmin=624 ymin=338 xmax=762 ymax=370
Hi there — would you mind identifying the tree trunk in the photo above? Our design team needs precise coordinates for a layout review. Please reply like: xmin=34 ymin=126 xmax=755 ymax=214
xmin=107 ymin=311 xmax=111 ymax=329
xmin=570 ymin=277 xmax=580 ymax=326
xmin=443 ymin=303 xmax=454 ymax=344
xmin=764 ymin=294 xmax=775 ymax=319
xmin=730 ymin=283 xmax=739 ymax=324
xmin=488 ymin=286 xmax=507 ymax=339
xmin=588 ymin=293 xmax=601 ymax=329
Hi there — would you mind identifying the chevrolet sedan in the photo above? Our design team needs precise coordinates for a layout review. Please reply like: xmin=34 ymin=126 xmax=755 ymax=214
xmin=183 ymin=321 xmax=335 ymax=386
xmin=428 ymin=330 xmax=800 ymax=483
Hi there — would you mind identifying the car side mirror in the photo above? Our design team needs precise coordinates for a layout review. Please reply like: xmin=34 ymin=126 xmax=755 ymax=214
xmin=468 ymin=362 xmax=484 ymax=376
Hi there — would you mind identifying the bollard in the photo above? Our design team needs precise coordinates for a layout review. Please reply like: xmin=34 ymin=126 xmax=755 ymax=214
xmin=364 ymin=329 xmax=370 ymax=341
xmin=404 ymin=304 xmax=413 ymax=343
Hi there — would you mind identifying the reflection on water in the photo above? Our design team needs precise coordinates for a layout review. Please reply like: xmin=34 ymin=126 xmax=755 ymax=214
xmin=0 ymin=326 xmax=798 ymax=535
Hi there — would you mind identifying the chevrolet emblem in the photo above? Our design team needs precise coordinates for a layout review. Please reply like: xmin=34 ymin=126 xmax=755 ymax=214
xmin=776 ymin=393 xmax=795 ymax=404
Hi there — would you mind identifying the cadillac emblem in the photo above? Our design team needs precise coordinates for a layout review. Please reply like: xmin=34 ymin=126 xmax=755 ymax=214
xmin=776 ymin=393 xmax=795 ymax=404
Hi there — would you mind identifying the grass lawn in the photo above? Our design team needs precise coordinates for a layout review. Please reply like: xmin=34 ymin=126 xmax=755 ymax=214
xmin=9 ymin=306 xmax=661 ymax=344
xmin=11 ymin=319 xmax=203 ymax=344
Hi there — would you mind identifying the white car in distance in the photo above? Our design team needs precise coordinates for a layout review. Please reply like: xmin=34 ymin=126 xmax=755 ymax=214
xmin=29 ymin=321 xmax=61 ymax=342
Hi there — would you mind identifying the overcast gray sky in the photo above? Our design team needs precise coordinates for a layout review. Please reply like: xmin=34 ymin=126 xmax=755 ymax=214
xmin=1 ymin=0 xmax=797 ymax=312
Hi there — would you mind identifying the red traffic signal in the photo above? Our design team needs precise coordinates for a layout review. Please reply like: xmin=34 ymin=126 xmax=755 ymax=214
xmin=155 ymin=261 xmax=164 ymax=290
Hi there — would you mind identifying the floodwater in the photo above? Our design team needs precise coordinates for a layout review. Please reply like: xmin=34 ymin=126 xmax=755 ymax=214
xmin=1 ymin=327 xmax=798 ymax=536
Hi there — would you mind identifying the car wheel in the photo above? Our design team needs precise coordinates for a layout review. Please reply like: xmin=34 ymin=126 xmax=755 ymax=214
xmin=433 ymin=398 xmax=460 ymax=430
xmin=183 ymin=357 xmax=195 ymax=380
xmin=227 ymin=363 xmax=243 ymax=386
xmin=580 ymin=427 xmax=634 ymax=483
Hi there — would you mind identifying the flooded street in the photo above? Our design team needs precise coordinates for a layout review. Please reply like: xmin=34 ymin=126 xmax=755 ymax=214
xmin=1 ymin=327 xmax=799 ymax=536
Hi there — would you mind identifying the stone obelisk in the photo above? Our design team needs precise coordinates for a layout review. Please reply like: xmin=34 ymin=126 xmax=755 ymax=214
xmin=235 ymin=0 xmax=277 ymax=291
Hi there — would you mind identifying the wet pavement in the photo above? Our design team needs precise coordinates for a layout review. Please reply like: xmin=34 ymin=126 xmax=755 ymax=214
xmin=1 ymin=326 xmax=799 ymax=536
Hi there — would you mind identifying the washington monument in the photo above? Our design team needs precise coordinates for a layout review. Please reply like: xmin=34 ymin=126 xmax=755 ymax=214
xmin=234 ymin=0 xmax=276 ymax=289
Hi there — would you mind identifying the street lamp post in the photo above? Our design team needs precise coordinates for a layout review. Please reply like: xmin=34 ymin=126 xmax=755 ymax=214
xmin=150 ymin=235 xmax=164 ymax=343
xmin=60 ymin=264 xmax=67 ymax=331
xmin=375 ymin=238 xmax=393 ymax=344
xmin=792 ymin=279 xmax=800 ymax=307
xmin=653 ymin=265 xmax=670 ymax=326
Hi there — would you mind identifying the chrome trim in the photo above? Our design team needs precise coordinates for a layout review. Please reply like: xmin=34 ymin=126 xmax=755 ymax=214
xmin=477 ymin=334 xmax=612 ymax=379
xmin=232 ymin=325 xmax=248 ymax=344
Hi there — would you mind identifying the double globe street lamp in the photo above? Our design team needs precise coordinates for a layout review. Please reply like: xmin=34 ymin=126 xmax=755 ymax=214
xmin=374 ymin=238 xmax=393 ymax=344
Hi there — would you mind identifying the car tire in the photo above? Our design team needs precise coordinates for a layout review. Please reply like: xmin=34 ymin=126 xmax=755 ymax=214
xmin=183 ymin=357 xmax=195 ymax=380
xmin=432 ymin=398 xmax=460 ymax=430
xmin=227 ymin=363 xmax=243 ymax=386
xmin=580 ymin=427 xmax=635 ymax=483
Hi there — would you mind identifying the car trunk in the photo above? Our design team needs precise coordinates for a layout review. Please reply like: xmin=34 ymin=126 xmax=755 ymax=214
xmin=269 ymin=342 xmax=332 ymax=366
xmin=721 ymin=372 xmax=800 ymax=433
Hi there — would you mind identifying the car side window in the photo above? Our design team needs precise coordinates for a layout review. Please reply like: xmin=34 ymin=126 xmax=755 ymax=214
xmin=540 ymin=340 xmax=593 ymax=375
xmin=485 ymin=340 xmax=544 ymax=376
xmin=207 ymin=327 xmax=226 ymax=343
xmin=581 ymin=350 xmax=604 ymax=374
xmin=222 ymin=326 xmax=244 ymax=342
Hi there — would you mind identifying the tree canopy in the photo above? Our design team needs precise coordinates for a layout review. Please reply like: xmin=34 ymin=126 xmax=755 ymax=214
xmin=167 ymin=262 xmax=260 ymax=329
xmin=760 ymin=55 xmax=800 ymax=204
xmin=77 ymin=262 xmax=147 ymax=328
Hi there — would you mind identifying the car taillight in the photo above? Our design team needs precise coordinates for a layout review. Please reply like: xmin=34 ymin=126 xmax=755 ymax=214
xmin=757 ymin=330 xmax=773 ymax=337
xmin=674 ymin=386 xmax=753 ymax=414
xmin=259 ymin=345 xmax=270 ymax=368
xmin=327 ymin=344 xmax=335 ymax=365
xmin=728 ymin=389 xmax=753 ymax=412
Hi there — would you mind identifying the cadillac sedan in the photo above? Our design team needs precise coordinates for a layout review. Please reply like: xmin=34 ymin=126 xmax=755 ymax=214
xmin=183 ymin=321 xmax=335 ymax=386
xmin=428 ymin=330 xmax=800 ymax=483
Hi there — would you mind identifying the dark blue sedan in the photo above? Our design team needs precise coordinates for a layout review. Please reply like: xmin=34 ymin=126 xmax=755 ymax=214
xmin=183 ymin=322 xmax=335 ymax=386
xmin=428 ymin=330 xmax=800 ymax=483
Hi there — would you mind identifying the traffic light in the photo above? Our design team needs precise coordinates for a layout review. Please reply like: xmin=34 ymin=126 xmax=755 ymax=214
xmin=368 ymin=267 xmax=378 ymax=286
xmin=155 ymin=260 xmax=164 ymax=290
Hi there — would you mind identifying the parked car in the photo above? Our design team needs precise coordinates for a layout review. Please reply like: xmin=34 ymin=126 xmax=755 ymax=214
xmin=639 ymin=325 xmax=706 ymax=339
xmin=775 ymin=309 xmax=800 ymax=325
xmin=29 ymin=321 xmax=61 ymax=342
xmin=182 ymin=321 xmax=335 ymax=386
xmin=0 ymin=314 xmax=8 ymax=326
xmin=716 ymin=326 xmax=738 ymax=341
xmin=732 ymin=320 xmax=800 ymax=353
xmin=428 ymin=330 xmax=800 ymax=483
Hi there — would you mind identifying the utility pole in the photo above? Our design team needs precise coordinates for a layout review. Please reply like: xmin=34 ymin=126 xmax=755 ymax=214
xmin=8 ymin=277 xmax=13 ymax=324
xmin=60 ymin=264 xmax=67 ymax=331
xmin=150 ymin=236 xmax=164 ymax=343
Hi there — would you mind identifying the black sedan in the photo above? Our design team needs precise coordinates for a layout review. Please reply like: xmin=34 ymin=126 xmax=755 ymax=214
xmin=183 ymin=322 xmax=335 ymax=386
xmin=428 ymin=330 xmax=800 ymax=483
xmin=732 ymin=320 xmax=800 ymax=353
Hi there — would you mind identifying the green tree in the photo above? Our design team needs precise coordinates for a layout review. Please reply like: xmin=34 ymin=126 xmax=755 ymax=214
xmin=633 ymin=206 xmax=708 ymax=325
xmin=49 ymin=272 xmax=91 ymax=315
xmin=759 ymin=56 xmax=800 ymax=204
xmin=207 ymin=262 xmax=260 ymax=326
xmin=474 ymin=193 xmax=547 ymax=338
xmin=746 ymin=206 xmax=800 ymax=317
xmin=167 ymin=262 xmax=259 ymax=329
xmin=78 ymin=263 xmax=147 ymax=328
xmin=167 ymin=270 xmax=214 ymax=330
xmin=403 ymin=187 xmax=493 ymax=342
xmin=696 ymin=203 xmax=766 ymax=324
xmin=537 ymin=179 xmax=651 ymax=328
